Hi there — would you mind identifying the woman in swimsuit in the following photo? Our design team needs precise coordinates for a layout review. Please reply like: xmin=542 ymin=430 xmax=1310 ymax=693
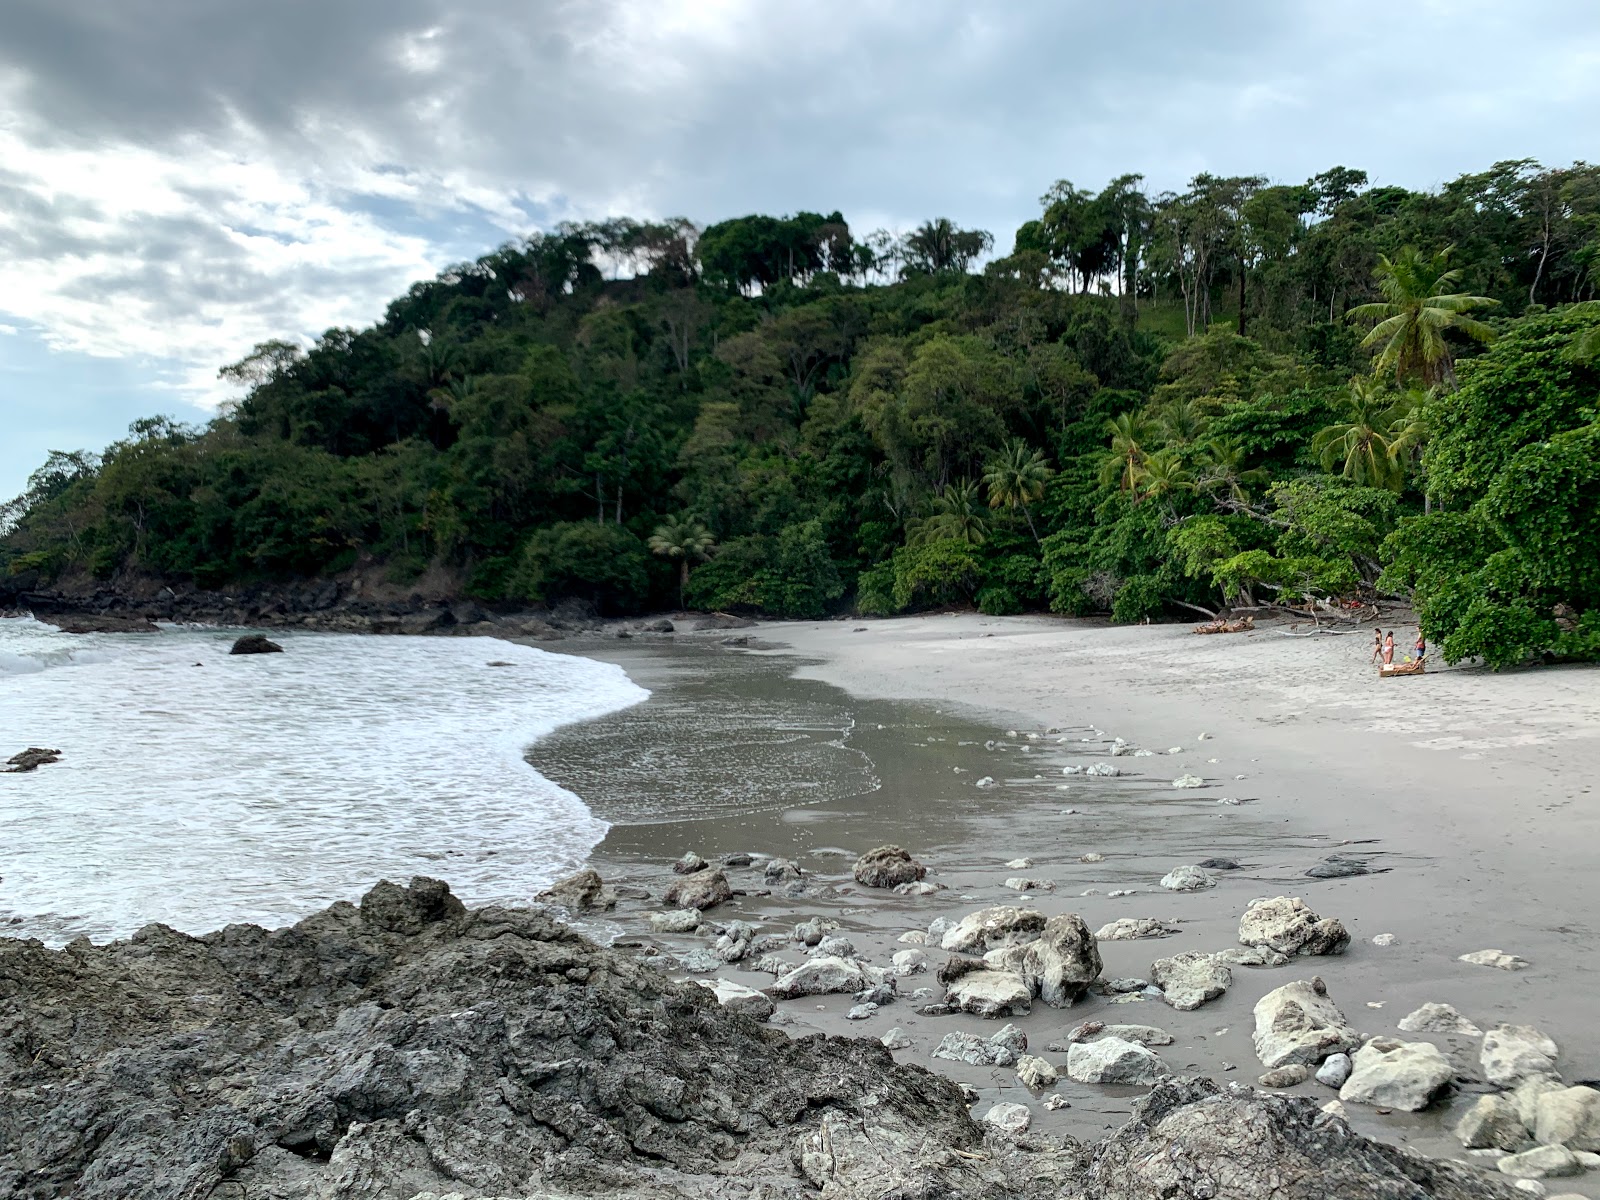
xmin=1382 ymin=631 xmax=1395 ymax=666
xmin=1371 ymin=629 xmax=1384 ymax=664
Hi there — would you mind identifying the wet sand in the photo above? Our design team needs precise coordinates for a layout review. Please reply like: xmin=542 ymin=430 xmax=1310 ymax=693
xmin=530 ymin=614 xmax=1600 ymax=1191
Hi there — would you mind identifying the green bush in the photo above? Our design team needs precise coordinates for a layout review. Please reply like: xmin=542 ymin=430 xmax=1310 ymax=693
xmin=509 ymin=522 xmax=651 ymax=613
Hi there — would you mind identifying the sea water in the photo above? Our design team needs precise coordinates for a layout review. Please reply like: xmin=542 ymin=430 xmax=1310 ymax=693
xmin=0 ymin=616 xmax=647 ymax=944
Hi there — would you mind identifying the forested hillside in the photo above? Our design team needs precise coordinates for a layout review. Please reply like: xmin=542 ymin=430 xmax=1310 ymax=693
xmin=4 ymin=160 xmax=1599 ymax=667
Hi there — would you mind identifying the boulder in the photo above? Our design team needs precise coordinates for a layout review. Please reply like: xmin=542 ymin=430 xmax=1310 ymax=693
xmin=946 ymin=970 xmax=1033 ymax=1018
xmin=891 ymin=949 xmax=928 ymax=976
xmin=699 ymin=979 xmax=776 ymax=1021
xmin=1460 ymin=948 xmax=1529 ymax=971
xmin=852 ymin=845 xmax=927 ymax=889
xmin=1497 ymin=1145 xmax=1581 ymax=1180
xmin=1159 ymin=865 xmax=1217 ymax=892
xmin=1252 ymin=977 xmax=1361 ymax=1069
xmin=1238 ymin=897 xmax=1350 ymax=958
xmin=1003 ymin=877 xmax=1055 ymax=892
xmin=662 ymin=869 xmax=732 ymax=911
xmin=1339 ymin=1037 xmax=1453 ymax=1111
xmin=1482 ymin=1024 xmax=1560 ymax=1088
xmin=1533 ymin=1087 xmax=1600 ymax=1151
xmin=1095 ymin=917 xmax=1180 ymax=941
xmin=939 ymin=906 xmax=1046 ymax=954
xmin=1398 ymin=1003 xmax=1482 ymax=1036
xmin=814 ymin=935 xmax=857 ymax=959
xmin=1057 ymin=1022 xmax=1174 ymax=1049
xmin=1259 ymin=1065 xmax=1311 ymax=1088
xmin=535 ymin=867 xmax=618 ymax=911
xmin=1016 ymin=1054 xmax=1060 ymax=1089
xmin=768 ymin=956 xmax=866 ymax=1000
xmin=932 ymin=1025 xmax=1028 ymax=1067
xmin=1316 ymin=1054 xmax=1353 ymax=1088
xmin=1066 ymin=1037 xmax=1164 ymax=1086
xmin=794 ymin=917 xmax=836 ymax=946
xmin=229 ymin=634 xmax=283 ymax=655
xmin=649 ymin=908 xmax=702 ymax=933
xmin=1022 ymin=913 xmax=1103 ymax=1008
xmin=982 ymin=1102 xmax=1032 ymax=1137
xmin=765 ymin=858 xmax=804 ymax=884
xmin=1150 ymin=952 xmax=1231 ymax=1011
xmin=673 ymin=851 xmax=709 ymax=875
xmin=880 ymin=1027 xmax=913 ymax=1051
xmin=1514 ymin=1078 xmax=1568 ymax=1129
xmin=1455 ymin=1094 xmax=1533 ymax=1151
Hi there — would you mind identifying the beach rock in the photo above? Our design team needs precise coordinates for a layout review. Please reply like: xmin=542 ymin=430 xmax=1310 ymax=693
xmin=1462 ymin=948 xmax=1531 ymax=971
xmin=673 ymin=851 xmax=709 ymax=875
xmin=852 ymin=845 xmax=927 ymax=889
xmin=1005 ymin=857 xmax=1033 ymax=869
xmin=1096 ymin=917 xmax=1180 ymax=941
xmin=846 ymin=1003 xmax=877 ymax=1021
xmin=1339 ymin=1037 xmax=1454 ymax=1111
xmin=982 ymin=1102 xmax=1031 ymax=1137
xmin=897 ymin=930 xmax=928 ymax=945
xmin=1066 ymin=1036 xmax=1164 ymax=1086
xmin=1214 ymin=945 xmax=1291 ymax=968
xmin=1003 ymin=876 xmax=1054 ymax=892
xmin=814 ymin=935 xmax=857 ymax=959
xmin=946 ymin=970 xmax=1033 ymax=1018
xmin=880 ymin=1027 xmax=913 ymax=1050
xmin=662 ymin=869 xmax=732 ymax=911
xmin=1172 ymin=773 xmax=1205 ymax=788
xmin=700 ymin=979 xmax=776 ymax=1021
xmin=854 ymin=981 xmax=896 ymax=1007
xmin=721 ymin=852 xmax=754 ymax=867
xmin=939 ymin=905 xmax=1046 ymax=954
xmin=894 ymin=880 xmax=941 ymax=897
xmin=1482 ymin=1024 xmax=1561 ymax=1087
xmin=1059 ymin=1022 xmax=1175 ymax=1049
xmin=1197 ymin=857 xmax=1242 ymax=870
xmin=1306 ymin=856 xmax=1371 ymax=879
xmin=536 ymin=867 xmax=618 ymax=911
xmin=228 ymin=634 xmax=283 ymax=655
xmin=1016 ymin=1054 xmax=1060 ymax=1089
xmin=1498 ymin=1145 xmax=1581 ymax=1180
xmin=1086 ymin=763 xmax=1120 ymax=777
xmin=983 ymin=943 xmax=1034 ymax=975
xmin=1252 ymin=977 xmax=1361 ymax=1069
xmin=675 ymin=948 xmax=722 ymax=973
xmin=891 ymin=949 xmax=928 ymax=976
xmin=932 ymin=1025 xmax=1028 ymax=1068
xmin=1022 ymin=913 xmax=1103 ymax=1008
xmin=1151 ymin=952 xmax=1231 ymax=1011
xmin=1371 ymin=932 xmax=1399 ymax=946
xmin=1159 ymin=865 xmax=1217 ymax=892
xmin=649 ymin=908 xmax=702 ymax=933
xmin=764 ymin=857 xmax=803 ymax=884
xmin=714 ymin=922 xmax=756 ymax=963
xmin=1080 ymin=852 xmax=1106 ymax=863
xmin=1100 ymin=977 xmax=1150 ymax=994
xmin=3 ymin=747 xmax=63 ymax=773
xmin=975 ymin=776 xmax=996 ymax=788
xmin=1259 ymin=1065 xmax=1312 ymax=1088
xmin=1456 ymin=1094 xmax=1534 ymax=1151
xmin=1398 ymin=1002 xmax=1483 ymax=1036
xmin=1077 ymin=1077 xmax=1527 ymax=1200
xmin=1238 ymin=897 xmax=1351 ymax=958
xmin=794 ymin=917 xmax=837 ymax=946
xmin=1533 ymin=1087 xmax=1600 ymax=1151
xmin=1317 ymin=1053 xmax=1353 ymax=1088
xmin=1515 ymin=1078 xmax=1568 ymax=1129
xmin=768 ymin=955 xmax=865 ymax=999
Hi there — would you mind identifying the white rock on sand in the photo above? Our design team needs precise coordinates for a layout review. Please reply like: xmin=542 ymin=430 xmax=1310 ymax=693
xmin=1397 ymin=1002 xmax=1482 ymax=1036
xmin=1460 ymin=948 xmax=1530 ymax=971
xmin=1339 ymin=1037 xmax=1454 ymax=1111
xmin=1015 ymin=1053 xmax=1059 ymax=1089
xmin=1066 ymin=1036 xmax=1164 ymax=1085
xmin=1252 ymin=977 xmax=1361 ymax=1069
xmin=1150 ymin=952 xmax=1231 ymax=1011
xmin=1238 ymin=896 xmax=1350 ymax=957
xmin=1533 ymin=1086 xmax=1600 ymax=1150
xmin=1159 ymin=865 xmax=1217 ymax=892
xmin=945 ymin=969 xmax=1033 ymax=1018
xmin=1095 ymin=917 xmax=1180 ymax=941
xmin=982 ymin=1102 xmax=1031 ymax=1136
xmin=939 ymin=905 xmax=1046 ymax=954
xmin=1022 ymin=912 xmax=1103 ymax=1008
xmin=767 ymin=956 xmax=865 ymax=1000
xmin=1482 ymin=1023 xmax=1561 ymax=1088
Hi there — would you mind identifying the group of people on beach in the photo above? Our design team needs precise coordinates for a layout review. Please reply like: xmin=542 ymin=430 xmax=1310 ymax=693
xmin=1372 ymin=628 xmax=1425 ymax=666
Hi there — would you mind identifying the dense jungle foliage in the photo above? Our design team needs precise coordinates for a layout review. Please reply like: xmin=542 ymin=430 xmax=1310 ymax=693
xmin=4 ymin=159 xmax=1599 ymax=667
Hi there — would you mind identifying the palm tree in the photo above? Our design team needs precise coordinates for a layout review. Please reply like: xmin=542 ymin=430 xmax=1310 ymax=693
xmin=648 ymin=516 xmax=717 ymax=607
xmin=1134 ymin=448 xmax=1194 ymax=501
xmin=910 ymin=479 xmax=989 ymax=546
xmin=982 ymin=439 xmax=1055 ymax=541
xmin=1098 ymin=412 xmax=1158 ymax=492
xmin=1311 ymin=377 xmax=1404 ymax=490
xmin=1345 ymin=245 xmax=1498 ymax=385
xmin=1156 ymin=398 xmax=1210 ymax=447
xmin=1194 ymin=437 xmax=1268 ymax=505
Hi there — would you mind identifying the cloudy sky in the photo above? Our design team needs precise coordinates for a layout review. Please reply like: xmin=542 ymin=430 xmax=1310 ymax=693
xmin=2 ymin=0 xmax=1598 ymax=497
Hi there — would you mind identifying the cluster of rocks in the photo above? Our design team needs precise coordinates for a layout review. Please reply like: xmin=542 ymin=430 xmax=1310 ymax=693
xmin=1454 ymin=1024 xmax=1600 ymax=1182
xmin=3 ymin=747 xmax=62 ymax=773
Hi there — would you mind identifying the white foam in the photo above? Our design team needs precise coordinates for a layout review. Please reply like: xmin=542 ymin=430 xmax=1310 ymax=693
xmin=0 ymin=618 xmax=647 ymax=944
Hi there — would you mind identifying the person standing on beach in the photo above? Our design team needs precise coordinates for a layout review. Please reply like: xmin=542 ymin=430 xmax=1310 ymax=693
xmin=1383 ymin=631 xmax=1395 ymax=665
xmin=1372 ymin=629 xmax=1384 ymax=664
xmin=1414 ymin=629 xmax=1426 ymax=663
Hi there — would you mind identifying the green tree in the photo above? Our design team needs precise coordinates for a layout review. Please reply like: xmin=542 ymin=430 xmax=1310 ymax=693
xmin=982 ymin=439 xmax=1054 ymax=541
xmin=1345 ymin=246 xmax=1498 ymax=385
xmin=910 ymin=479 xmax=990 ymax=546
xmin=1311 ymin=378 xmax=1403 ymax=490
xmin=648 ymin=516 xmax=717 ymax=607
xmin=1098 ymin=412 xmax=1157 ymax=492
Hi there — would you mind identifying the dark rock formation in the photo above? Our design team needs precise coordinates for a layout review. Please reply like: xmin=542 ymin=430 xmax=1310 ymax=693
xmin=852 ymin=844 xmax=927 ymax=889
xmin=228 ymin=634 xmax=284 ymax=655
xmin=662 ymin=868 xmax=732 ymax=911
xmin=3 ymin=747 xmax=62 ymax=773
xmin=535 ymin=867 xmax=618 ymax=911
xmin=37 ymin=613 xmax=158 ymax=634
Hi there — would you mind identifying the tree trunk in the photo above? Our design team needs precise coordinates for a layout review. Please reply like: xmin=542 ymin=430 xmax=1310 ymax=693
xmin=679 ymin=560 xmax=690 ymax=609
xmin=1237 ymin=260 xmax=1248 ymax=336
xmin=596 ymin=474 xmax=605 ymax=525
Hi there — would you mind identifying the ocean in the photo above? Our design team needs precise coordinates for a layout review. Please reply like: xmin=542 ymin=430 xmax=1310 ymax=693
xmin=0 ymin=617 xmax=647 ymax=945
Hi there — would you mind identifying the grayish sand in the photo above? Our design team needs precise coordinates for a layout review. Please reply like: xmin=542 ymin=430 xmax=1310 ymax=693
xmin=532 ymin=614 xmax=1600 ymax=1191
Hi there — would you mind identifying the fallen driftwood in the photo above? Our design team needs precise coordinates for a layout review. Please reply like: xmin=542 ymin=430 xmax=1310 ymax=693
xmin=1193 ymin=616 xmax=1255 ymax=635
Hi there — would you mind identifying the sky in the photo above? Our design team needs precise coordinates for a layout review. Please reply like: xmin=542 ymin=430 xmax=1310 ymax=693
xmin=2 ymin=0 xmax=1598 ymax=499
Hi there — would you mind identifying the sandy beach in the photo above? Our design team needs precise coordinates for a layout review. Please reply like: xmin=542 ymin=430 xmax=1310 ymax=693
xmin=533 ymin=612 xmax=1600 ymax=1191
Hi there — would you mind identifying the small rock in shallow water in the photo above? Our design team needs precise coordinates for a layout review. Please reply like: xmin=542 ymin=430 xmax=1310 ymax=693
xmin=662 ymin=869 xmax=732 ymax=911
xmin=1016 ymin=1054 xmax=1059 ymax=1089
xmin=673 ymin=851 xmax=709 ymax=875
xmin=1197 ymin=858 xmax=1241 ymax=870
xmin=649 ymin=908 xmax=702 ymax=933
xmin=893 ymin=880 xmax=941 ymax=896
xmin=1003 ymin=877 xmax=1054 ymax=892
xmin=229 ymin=635 xmax=283 ymax=655
xmin=1305 ymin=856 xmax=1372 ymax=879
xmin=3 ymin=747 xmax=63 ymax=772
xmin=1460 ymin=948 xmax=1529 ymax=971
xmin=720 ymin=852 xmax=753 ymax=867
xmin=853 ymin=844 xmax=928 ymax=889
xmin=536 ymin=868 xmax=619 ymax=912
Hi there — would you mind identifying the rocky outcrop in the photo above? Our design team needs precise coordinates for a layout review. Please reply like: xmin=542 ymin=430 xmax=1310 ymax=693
xmin=1022 ymin=912 xmax=1102 ymax=1007
xmin=946 ymin=969 xmax=1033 ymax=1017
xmin=229 ymin=634 xmax=284 ymax=654
xmin=852 ymin=845 xmax=927 ymax=888
xmin=1339 ymin=1037 xmax=1454 ymax=1111
xmin=1252 ymin=977 xmax=1361 ymax=1069
xmin=1238 ymin=897 xmax=1350 ymax=958
xmin=1072 ymin=1078 xmax=1523 ymax=1200
xmin=661 ymin=868 xmax=733 ymax=911
xmin=3 ymin=747 xmax=62 ymax=773
xmin=939 ymin=905 xmax=1046 ymax=954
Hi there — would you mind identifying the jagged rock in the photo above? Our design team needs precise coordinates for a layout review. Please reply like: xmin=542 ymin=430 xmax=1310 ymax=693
xmin=1482 ymin=1024 xmax=1560 ymax=1088
xmin=1076 ymin=1077 xmax=1529 ymax=1200
xmin=1339 ymin=1037 xmax=1453 ymax=1111
xmin=1252 ymin=977 xmax=1361 ymax=1069
xmin=793 ymin=917 xmax=837 ymax=946
xmin=946 ymin=970 xmax=1033 ymax=1018
xmin=891 ymin=949 xmax=928 ymax=976
xmin=1460 ymin=948 xmax=1529 ymax=971
xmin=894 ymin=880 xmax=941 ymax=896
xmin=698 ymin=979 xmax=776 ymax=1021
xmin=932 ymin=1025 xmax=1028 ymax=1067
xmin=1003 ymin=876 xmax=1055 ymax=892
xmin=649 ymin=908 xmax=702 ymax=933
xmin=1151 ymin=952 xmax=1231 ymax=1011
xmin=229 ymin=634 xmax=284 ymax=655
xmin=1095 ymin=917 xmax=1180 ymax=941
xmin=535 ymin=867 xmax=619 ymax=912
xmin=1016 ymin=1054 xmax=1060 ymax=1089
xmin=673 ymin=851 xmax=709 ymax=875
xmin=852 ymin=845 xmax=927 ymax=888
xmin=1066 ymin=1036 xmax=1164 ymax=1085
xmin=983 ymin=1102 xmax=1031 ymax=1136
xmin=1159 ymin=865 xmax=1217 ymax=892
xmin=1498 ymin=1145 xmax=1581 ymax=1179
xmin=662 ymin=869 xmax=732 ymax=911
xmin=768 ymin=956 xmax=865 ymax=999
xmin=846 ymin=1003 xmax=878 ymax=1021
xmin=764 ymin=857 xmax=803 ymax=884
xmin=1023 ymin=913 xmax=1102 ymax=1008
xmin=3 ymin=747 xmax=63 ymax=773
xmin=814 ymin=935 xmax=857 ymax=959
xmin=1316 ymin=1053 xmax=1353 ymax=1088
xmin=1533 ymin=1087 xmax=1600 ymax=1151
xmin=1005 ymin=858 xmax=1033 ymax=869
xmin=939 ymin=905 xmax=1047 ymax=954
xmin=1399 ymin=1003 xmax=1483 ymax=1036
xmin=880 ymin=1027 xmax=913 ymax=1050
xmin=1456 ymin=1094 xmax=1533 ymax=1151
xmin=1259 ymin=1065 xmax=1311 ymax=1088
xmin=1238 ymin=897 xmax=1351 ymax=957
xmin=1058 ymin=1022 xmax=1174 ymax=1049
